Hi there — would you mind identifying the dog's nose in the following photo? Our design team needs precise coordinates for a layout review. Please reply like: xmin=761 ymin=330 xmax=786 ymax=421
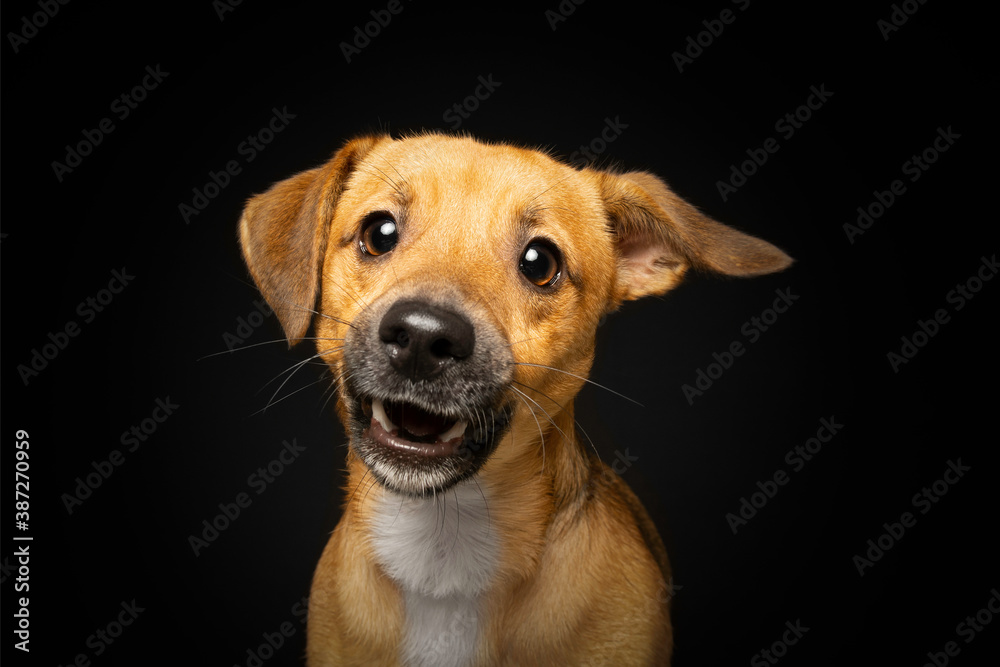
xmin=378 ymin=301 xmax=475 ymax=380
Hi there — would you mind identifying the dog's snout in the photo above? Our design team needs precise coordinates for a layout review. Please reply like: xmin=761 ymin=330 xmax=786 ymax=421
xmin=378 ymin=301 xmax=475 ymax=380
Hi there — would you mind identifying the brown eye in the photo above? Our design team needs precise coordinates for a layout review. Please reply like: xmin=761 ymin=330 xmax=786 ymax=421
xmin=519 ymin=240 xmax=560 ymax=287
xmin=360 ymin=214 xmax=398 ymax=256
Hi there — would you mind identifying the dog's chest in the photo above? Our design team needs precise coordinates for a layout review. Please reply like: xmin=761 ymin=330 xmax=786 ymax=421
xmin=369 ymin=483 xmax=498 ymax=667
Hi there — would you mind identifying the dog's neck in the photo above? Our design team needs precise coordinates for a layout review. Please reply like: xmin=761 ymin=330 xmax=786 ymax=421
xmin=369 ymin=482 xmax=498 ymax=599
xmin=358 ymin=408 xmax=588 ymax=664
xmin=368 ymin=481 xmax=496 ymax=667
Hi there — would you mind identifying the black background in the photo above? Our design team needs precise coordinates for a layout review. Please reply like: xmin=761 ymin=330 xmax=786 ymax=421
xmin=2 ymin=1 xmax=996 ymax=665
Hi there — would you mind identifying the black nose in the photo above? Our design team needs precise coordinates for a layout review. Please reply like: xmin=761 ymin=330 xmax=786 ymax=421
xmin=378 ymin=301 xmax=476 ymax=381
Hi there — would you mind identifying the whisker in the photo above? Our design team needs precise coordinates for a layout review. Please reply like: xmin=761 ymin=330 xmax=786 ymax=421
xmin=451 ymin=488 xmax=462 ymax=553
xmin=524 ymin=172 xmax=576 ymax=211
xmin=471 ymin=476 xmax=492 ymax=538
xmin=348 ymin=468 xmax=374 ymax=509
xmin=387 ymin=248 xmax=403 ymax=290
xmin=378 ymin=152 xmax=408 ymax=192
xmin=259 ymin=346 xmax=344 ymax=391
xmin=359 ymin=164 xmax=405 ymax=200
xmin=510 ymin=386 xmax=576 ymax=463
xmin=513 ymin=362 xmax=644 ymax=408
xmin=505 ymin=335 xmax=546 ymax=349
xmin=312 ymin=308 xmax=359 ymax=330
xmin=320 ymin=367 xmax=350 ymax=414
xmin=218 ymin=268 xmax=357 ymax=330
xmin=323 ymin=269 xmax=371 ymax=315
xmin=257 ymin=346 xmax=343 ymax=412
xmin=197 ymin=336 xmax=344 ymax=361
xmin=251 ymin=374 xmax=332 ymax=416
xmin=436 ymin=489 xmax=446 ymax=541
xmin=260 ymin=286 xmax=358 ymax=331
xmin=473 ymin=406 xmax=485 ymax=441
xmin=511 ymin=388 xmax=546 ymax=474
xmin=389 ymin=491 xmax=405 ymax=529
xmin=360 ymin=469 xmax=380 ymax=512
xmin=512 ymin=380 xmax=603 ymax=464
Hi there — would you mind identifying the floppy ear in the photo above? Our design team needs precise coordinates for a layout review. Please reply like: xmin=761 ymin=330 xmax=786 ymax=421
xmin=597 ymin=170 xmax=792 ymax=302
xmin=238 ymin=135 xmax=383 ymax=345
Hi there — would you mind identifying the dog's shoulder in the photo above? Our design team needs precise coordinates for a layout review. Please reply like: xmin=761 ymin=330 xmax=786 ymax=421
xmin=580 ymin=455 xmax=671 ymax=581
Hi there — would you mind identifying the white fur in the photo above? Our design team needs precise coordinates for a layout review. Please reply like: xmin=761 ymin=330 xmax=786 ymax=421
xmin=370 ymin=481 xmax=497 ymax=667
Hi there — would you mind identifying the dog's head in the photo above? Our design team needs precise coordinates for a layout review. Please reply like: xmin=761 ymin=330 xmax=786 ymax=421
xmin=239 ymin=132 xmax=791 ymax=496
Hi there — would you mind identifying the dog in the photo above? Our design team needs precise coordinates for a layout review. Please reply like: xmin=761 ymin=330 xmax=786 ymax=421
xmin=238 ymin=131 xmax=791 ymax=666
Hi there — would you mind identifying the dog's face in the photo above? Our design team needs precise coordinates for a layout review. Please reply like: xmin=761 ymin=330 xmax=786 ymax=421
xmin=319 ymin=136 xmax=623 ymax=496
xmin=240 ymin=133 xmax=790 ymax=496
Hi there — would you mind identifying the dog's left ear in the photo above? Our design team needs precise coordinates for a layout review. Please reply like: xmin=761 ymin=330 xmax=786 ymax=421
xmin=597 ymin=170 xmax=792 ymax=302
xmin=239 ymin=135 xmax=383 ymax=345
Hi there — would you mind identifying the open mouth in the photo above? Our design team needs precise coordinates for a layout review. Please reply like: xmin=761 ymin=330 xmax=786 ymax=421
xmin=362 ymin=398 xmax=469 ymax=457
xmin=351 ymin=394 xmax=512 ymax=495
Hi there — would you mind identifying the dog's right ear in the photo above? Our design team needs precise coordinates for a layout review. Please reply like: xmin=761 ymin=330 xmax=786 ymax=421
xmin=596 ymin=169 xmax=793 ymax=303
xmin=238 ymin=135 xmax=383 ymax=345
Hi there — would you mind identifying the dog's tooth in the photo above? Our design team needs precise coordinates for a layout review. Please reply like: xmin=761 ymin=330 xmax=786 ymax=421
xmin=372 ymin=399 xmax=398 ymax=433
xmin=439 ymin=420 xmax=468 ymax=443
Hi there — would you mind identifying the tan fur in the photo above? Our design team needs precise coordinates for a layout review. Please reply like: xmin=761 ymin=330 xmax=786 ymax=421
xmin=239 ymin=132 xmax=791 ymax=665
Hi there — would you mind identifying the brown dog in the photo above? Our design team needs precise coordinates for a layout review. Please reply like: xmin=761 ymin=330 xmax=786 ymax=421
xmin=239 ymin=132 xmax=791 ymax=666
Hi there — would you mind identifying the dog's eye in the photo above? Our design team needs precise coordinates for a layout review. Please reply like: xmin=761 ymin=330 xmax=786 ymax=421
xmin=360 ymin=215 xmax=399 ymax=256
xmin=519 ymin=241 xmax=560 ymax=287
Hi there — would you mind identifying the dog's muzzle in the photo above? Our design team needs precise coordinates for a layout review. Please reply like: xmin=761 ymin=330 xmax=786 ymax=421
xmin=342 ymin=292 xmax=513 ymax=496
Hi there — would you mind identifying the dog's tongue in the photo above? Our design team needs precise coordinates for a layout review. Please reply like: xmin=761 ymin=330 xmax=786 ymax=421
xmin=387 ymin=402 xmax=452 ymax=438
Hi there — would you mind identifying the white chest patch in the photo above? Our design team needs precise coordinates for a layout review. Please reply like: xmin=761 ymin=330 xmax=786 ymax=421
xmin=370 ymin=481 xmax=498 ymax=667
